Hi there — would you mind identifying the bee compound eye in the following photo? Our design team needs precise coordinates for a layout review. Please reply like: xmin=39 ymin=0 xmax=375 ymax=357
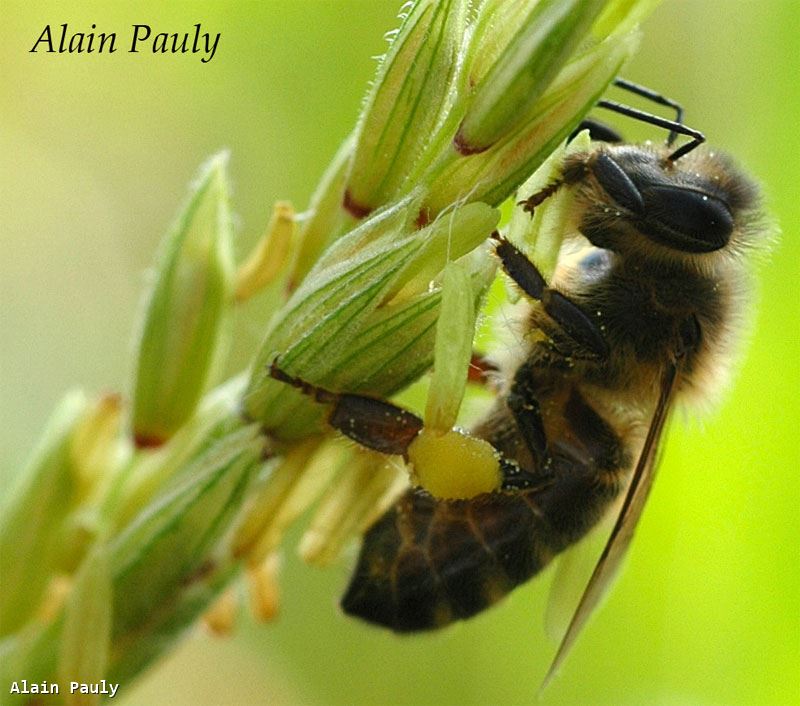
xmin=641 ymin=185 xmax=734 ymax=252
xmin=592 ymin=153 xmax=645 ymax=214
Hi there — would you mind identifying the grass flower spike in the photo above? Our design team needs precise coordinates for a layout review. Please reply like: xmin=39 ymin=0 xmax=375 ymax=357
xmin=1 ymin=1 xmax=658 ymax=700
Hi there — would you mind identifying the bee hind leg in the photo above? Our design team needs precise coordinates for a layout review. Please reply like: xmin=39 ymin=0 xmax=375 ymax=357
xmin=269 ymin=359 xmax=423 ymax=455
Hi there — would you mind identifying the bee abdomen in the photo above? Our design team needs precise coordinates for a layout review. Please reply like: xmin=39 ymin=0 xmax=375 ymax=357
xmin=340 ymin=488 xmax=551 ymax=632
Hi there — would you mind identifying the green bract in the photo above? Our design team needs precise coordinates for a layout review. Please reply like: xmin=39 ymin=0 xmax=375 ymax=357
xmin=108 ymin=427 xmax=263 ymax=681
xmin=243 ymin=200 xmax=499 ymax=440
xmin=346 ymin=0 xmax=467 ymax=212
xmin=425 ymin=260 xmax=477 ymax=430
xmin=456 ymin=0 xmax=606 ymax=153
xmin=58 ymin=545 xmax=112 ymax=706
xmin=131 ymin=153 xmax=235 ymax=448
xmin=0 ymin=392 xmax=86 ymax=636
xmin=507 ymin=127 xmax=592 ymax=279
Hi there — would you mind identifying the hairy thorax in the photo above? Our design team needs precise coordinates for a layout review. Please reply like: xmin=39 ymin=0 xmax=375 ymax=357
xmin=477 ymin=239 xmax=746 ymax=476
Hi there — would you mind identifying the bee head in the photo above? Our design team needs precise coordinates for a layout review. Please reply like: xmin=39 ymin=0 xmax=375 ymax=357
xmin=581 ymin=144 xmax=759 ymax=258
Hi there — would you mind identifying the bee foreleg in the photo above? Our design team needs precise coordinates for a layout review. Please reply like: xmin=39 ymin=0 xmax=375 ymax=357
xmin=518 ymin=179 xmax=565 ymax=214
xmin=492 ymin=235 xmax=609 ymax=358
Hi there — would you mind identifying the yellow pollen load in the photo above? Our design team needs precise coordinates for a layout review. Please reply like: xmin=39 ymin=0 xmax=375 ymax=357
xmin=407 ymin=428 xmax=502 ymax=500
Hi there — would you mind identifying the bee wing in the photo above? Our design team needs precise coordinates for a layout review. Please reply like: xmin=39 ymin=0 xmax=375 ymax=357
xmin=540 ymin=361 xmax=680 ymax=691
xmin=544 ymin=496 xmax=621 ymax=643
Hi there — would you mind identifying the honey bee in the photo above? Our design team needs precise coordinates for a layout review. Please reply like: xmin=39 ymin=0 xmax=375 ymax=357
xmin=270 ymin=79 xmax=766 ymax=681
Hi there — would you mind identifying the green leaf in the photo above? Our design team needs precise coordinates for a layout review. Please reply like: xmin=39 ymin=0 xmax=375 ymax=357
xmin=592 ymin=0 xmax=660 ymax=38
xmin=464 ymin=0 xmax=545 ymax=90
xmin=109 ymin=375 xmax=247 ymax=532
xmin=107 ymin=562 xmax=236 ymax=684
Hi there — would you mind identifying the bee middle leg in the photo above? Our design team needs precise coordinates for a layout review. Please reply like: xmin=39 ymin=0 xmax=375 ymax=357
xmin=506 ymin=370 xmax=548 ymax=466
xmin=492 ymin=234 xmax=609 ymax=358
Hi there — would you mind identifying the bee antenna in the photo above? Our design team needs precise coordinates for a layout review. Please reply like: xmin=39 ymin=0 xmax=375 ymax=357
xmin=612 ymin=78 xmax=685 ymax=145
xmin=596 ymin=99 xmax=705 ymax=161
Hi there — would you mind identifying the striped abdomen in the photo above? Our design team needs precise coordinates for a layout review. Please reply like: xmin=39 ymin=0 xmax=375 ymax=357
xmin=341 ymin=453 xmax=621 ymax=632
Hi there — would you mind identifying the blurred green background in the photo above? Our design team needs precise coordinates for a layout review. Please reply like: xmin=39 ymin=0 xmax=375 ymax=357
xmin=2 ymin=1 xmax=798 ymax=705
